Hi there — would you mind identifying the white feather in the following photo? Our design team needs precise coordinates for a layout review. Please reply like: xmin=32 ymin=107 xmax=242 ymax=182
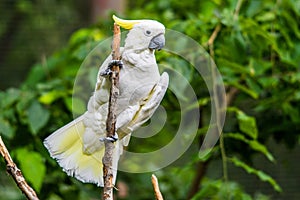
xmin=44 ymin=19 xmax=168 ymax=187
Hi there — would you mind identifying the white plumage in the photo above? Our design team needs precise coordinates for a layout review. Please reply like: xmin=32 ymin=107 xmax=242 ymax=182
xmin=44 ymin=16 xmax=169 ymax=186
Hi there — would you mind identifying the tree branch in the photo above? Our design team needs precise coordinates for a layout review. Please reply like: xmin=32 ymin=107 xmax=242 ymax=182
xmin=187 ymin=161 xmax=208 ymax=199
xmin=0 ymin=136 xmax=39 ymax=200
xmin=102 ymin=23 xmax=121 ymax=200
xmin=234 ymin=0 xmax=244 ymax=21
xmin=151 ymin=174 xmax=164 ymax=200
xmin=207 ymin=24 xmax=221 ymax=58
xmin=188 ymin=23 xmax=240 ymax=198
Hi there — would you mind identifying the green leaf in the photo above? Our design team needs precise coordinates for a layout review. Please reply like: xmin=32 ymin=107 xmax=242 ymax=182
xmin=225 ymin=133 xmax=275 ymax=162
xmin=0 ymin=88 xmax=20 ymax=108
xmin=218 ymin=58 xmax=251 ymax=75
xmin=160 ymin=59 xmax=193 ymax=102
xmin=230 ymin=82 xmax=259 ymax=99
xmin=237 ymin=111 xmax=258 ymax=139
xmin=71 ymin=41 xmax=99 ymax=60
xmin=191 ymin=180 xmax=221 ymax=199
xmin=186 ymin=97 xmax=210 ymax=111
xmin=69 ymin=28 xmax=104 ymax=48
xmin=280 ymin=9 xmax=300 ymax=39
xmin=248 ymin=58 xmax=272 ymax=77
xmin=245 ymin=78 xmax=262 ymax=96
xmin=249 ymin=140 xmax=275 ymax=162
xmin=282 ymin=102 xmax=300 ymax=123
xmin=27 ymin=101 xmax=50 ymax=135
xmin=255 ymin=11 xmax=276 ymax=22
xmin=258 ymin=76 xmax=279 ymax=88
xmin=15 ymin=148 xmax=46 ymax=192
xmin=225 ymin=132 xmax=248 ymax=143
xmin=24 ymin=64 xmax=47 ymax=87
xmin=230 ymin=157 xmax=282 ymax=192
xmin=15 ymin=91 xmax=36 ymax=125
xmin=39 ymin=90 xmax=65 ymax=105
xmin=198 ymin=147 xmax=218 ymax=162
xmin=191 ymin=179 xmax=253 ymax=200
xmin=0 ymin=117 xmax=15 ymax=139
xmin=64 ymin=97 xmax=86 ymax=115
xmin=217 ymin=182 xmax=252 ymax=200
xmin=88 ymin=67 xmax=99 ymax=88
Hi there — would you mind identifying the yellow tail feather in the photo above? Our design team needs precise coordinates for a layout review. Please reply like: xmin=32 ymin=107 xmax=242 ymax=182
xmin=44 ymin=115 xmax=107 ymax=186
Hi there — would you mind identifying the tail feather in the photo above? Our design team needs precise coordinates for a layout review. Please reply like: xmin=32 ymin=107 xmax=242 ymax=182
xmin=44 ymin=116 xmax=85 ymax=155
xmin=44 ymin=115 xmax=119 ymax=187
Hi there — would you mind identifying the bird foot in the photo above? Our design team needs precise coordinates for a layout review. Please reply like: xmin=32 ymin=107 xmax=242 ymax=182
xmin=100 ymin=60 xmax=123 ymax=77
xmin=99 ymin=134 xmax=118 ymax=143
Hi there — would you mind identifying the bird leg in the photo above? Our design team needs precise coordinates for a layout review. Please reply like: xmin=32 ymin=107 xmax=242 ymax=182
xmin=100 ymin=134 xmax=119 ymax=143
xmin=100 ymin=60 xmax=123 ymax=77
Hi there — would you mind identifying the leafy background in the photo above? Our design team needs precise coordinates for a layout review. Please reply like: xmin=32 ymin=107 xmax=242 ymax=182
xmin=0 ymin=0 xmax=300 ymax=199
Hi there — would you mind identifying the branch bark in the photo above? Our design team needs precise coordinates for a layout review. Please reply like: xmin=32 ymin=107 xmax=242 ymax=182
xmin=151 ymin=174 xmax=164 ymax=200
xmin=207 ymin=24 xmax=221 ymax=58
xmin=187 ymin=161 xmax=208 ymax=199
xmin=0 ymin=136 xmax=39 ymax=200
xmin=102 ymin=23 xmax=121 ymax=200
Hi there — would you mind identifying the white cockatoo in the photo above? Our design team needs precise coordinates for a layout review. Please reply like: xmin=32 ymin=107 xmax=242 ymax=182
xmin=44 ymin=15 xmax=169 ymax=187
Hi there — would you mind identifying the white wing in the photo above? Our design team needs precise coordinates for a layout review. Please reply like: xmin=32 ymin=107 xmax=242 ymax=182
xmin=116 ymin=72 xmax=169 ymax=146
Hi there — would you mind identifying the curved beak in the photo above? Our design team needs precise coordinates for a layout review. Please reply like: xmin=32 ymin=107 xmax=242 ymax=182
xmin=148 ymin=33 xmax=165 ymax=51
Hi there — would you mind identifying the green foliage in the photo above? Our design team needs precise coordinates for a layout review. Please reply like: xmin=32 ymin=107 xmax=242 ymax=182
xmin=225 ymin=133 xmax=274 ymax=162
xmin=230 ymin=157 xmax=281 ymax=192
xmin=235 ymin=108 xmax=258 ymax=140
xmin=15 ymin=148 xmax=46 ymax=192
xmin=1 ymin=0 xmax=299 ymax=199
xmin=27 ymin=101 xmax=50 ymax=135
xmin=191 ymin=179 xmax=253 ymax=200
xmin=0 ymin=24 xmax=105 ymax=199
xmin=0 ymin=0 xmax=90 ymax=89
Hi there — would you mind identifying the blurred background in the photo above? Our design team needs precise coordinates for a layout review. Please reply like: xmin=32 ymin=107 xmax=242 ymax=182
xmin=0 ymin=0 xmax=123 ymax=89
xmin=0 ymin=0 xmax=300 ymax=199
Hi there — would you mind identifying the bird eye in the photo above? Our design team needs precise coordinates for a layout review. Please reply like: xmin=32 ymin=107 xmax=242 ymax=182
xmin=145 ymin=30 xmax=151 ymax=36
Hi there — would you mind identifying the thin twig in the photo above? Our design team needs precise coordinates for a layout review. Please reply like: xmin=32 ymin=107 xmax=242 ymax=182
xmin=219 ymin=131 xmax=228 ymax=182
xmin=226 ymin=87 xmax=239 ymax=107
xmin=234 ymin=0 xmax=244 ymax=21
xmin=207 ymin=17 xmax=238 ymax=184
xmin=0 ymin=136 xmax=39 ymax=200
xmin=102 ymin=23 xmax=121 ymax=200
xmin=220 ymin=88 xmax=239 ymax=183
xmin=219 ymin=0 xmax=243 ymax=182
xmin=206 ymin=22 xmax=228 ymax=183
xmin=151 ymin=174 xmax=164 ymax=200
xmin=207 ymin=24 xmax=221 ymax=48
xmin=187 ymin=161 xmax=208 ymax=199
xmin=207 ymin=24 xmax=221 ymax=58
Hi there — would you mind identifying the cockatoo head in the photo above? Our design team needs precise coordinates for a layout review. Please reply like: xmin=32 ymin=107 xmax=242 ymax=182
xmin=113 ymin=15 xmax=165 ymax=51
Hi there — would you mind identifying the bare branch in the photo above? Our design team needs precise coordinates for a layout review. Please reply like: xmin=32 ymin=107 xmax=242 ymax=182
xmin=207 ymin=24 xmax=221 ymax=48
xmin=0 ymin=136 xmax=39 ymax=200
xmin=102 ymin=23 xmax=121 ymax=200
xmin=207 ymin=24 xmax=221 ymax=58
xmin=234 ymin=0 xmax=244 ymax=21
xmin=151 ymin=174 xmax=164 ymax=200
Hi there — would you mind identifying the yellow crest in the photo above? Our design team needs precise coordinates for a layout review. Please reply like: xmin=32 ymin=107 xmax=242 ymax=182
xmin=112 ymin=15 xmax=142 ymax=30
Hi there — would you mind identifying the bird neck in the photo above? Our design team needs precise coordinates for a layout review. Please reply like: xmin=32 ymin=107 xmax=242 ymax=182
xmin=122 ymin=48 xmax=156 ymax=67
xmin=123 ymin=30 xmax=149 ymax=51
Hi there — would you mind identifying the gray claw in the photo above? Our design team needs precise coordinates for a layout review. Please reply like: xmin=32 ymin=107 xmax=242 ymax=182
xmin=100 ymin=68 xmax=112 ymax=77
xmin=109 ymin=60 xmax=123 ymax=69
xmin=100 ymin=60 xmax=123 ymax=77
xmin=99 ymin=134 xmax=118 ymax=143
